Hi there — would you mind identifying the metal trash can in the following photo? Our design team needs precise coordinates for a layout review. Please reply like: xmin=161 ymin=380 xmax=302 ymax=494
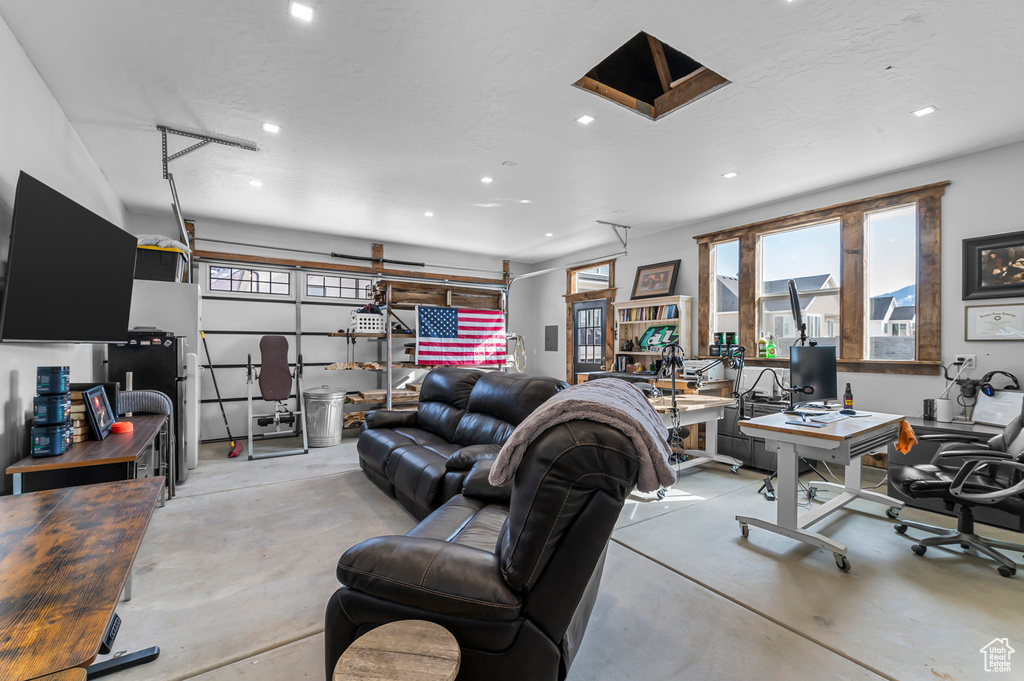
xmin=303 ymin=386 xmax=346 ymax=447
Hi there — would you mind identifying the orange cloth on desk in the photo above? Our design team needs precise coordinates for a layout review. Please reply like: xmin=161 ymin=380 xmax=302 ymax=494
xmin=895 ymin=420 xmax=917 ymax=454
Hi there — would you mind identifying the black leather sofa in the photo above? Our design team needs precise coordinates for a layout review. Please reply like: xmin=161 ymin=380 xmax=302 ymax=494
xmin=327 ymin=417 xmax=642 ymax=680
xmin=357 ymin=367 xmax=567 ymax=519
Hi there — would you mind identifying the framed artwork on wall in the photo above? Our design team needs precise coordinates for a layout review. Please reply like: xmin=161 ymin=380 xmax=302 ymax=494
xmin=964 ymin=303 xmax=1024 ymax=341
xmin=630 ymin=260 xmax=680 ymax=300
xmin=963 ymin=230 xmax=1024 ymax=299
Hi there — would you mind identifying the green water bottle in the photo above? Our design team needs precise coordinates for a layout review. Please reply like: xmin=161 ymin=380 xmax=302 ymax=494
xmin=766 ymin=335 xmax=777 ymax=358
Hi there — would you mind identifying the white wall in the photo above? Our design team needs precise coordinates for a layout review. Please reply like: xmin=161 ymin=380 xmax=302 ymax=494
xmin=517 ymin=139 xmax=1024 ymax=418
xmin=0 ymin=13 xmax=126 ymax=493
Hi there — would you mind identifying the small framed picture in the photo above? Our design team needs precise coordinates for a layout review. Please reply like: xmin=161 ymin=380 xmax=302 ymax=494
xmin=84 ymin=385 xmax=115 ymax=440
xmin=630 ymin=260 xmax=681 ymax=300
xmin=965 ymin=303 xmax=1024 ymax=341
xmin=963 ymin=230 xmax=1024 ymax=299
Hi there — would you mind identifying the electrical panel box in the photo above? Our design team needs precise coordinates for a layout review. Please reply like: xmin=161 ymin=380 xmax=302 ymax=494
xmin=544 ymin=325 xmax=558 ymax=352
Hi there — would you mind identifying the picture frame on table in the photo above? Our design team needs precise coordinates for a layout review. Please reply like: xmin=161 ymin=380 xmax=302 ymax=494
xmin=964 ymin=303 xmax=1024 ymax=341
xmin=630 ymin=260 xmax=681 ymax=300
xmin=83 ymin=385 xmax=115 ymax=440
xmin=963 ymin=230 xmax=1024 ymax=299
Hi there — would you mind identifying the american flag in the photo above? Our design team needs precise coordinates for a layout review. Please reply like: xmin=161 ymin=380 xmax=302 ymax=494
xmin=416 ymin=306 xmax=507 ymax=366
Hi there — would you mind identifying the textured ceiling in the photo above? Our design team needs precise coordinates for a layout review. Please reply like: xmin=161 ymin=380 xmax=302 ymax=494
xmin=2 ymin=0 xmax=1024 ymax=263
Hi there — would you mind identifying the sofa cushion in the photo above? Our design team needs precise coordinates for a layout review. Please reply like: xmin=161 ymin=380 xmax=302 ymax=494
xmin=386 ymin=447 xmax=449 ymax=518
xmin=358 ymin=429 xmax=417 ymax=476
xmin=416 ymin=368 xmax=483 ymax=442
xmin=453 ymin=373 xmax=567 ymax=446
xmin=408 ymin=494 xmax=508 ymax=553
xmin=337 ymin=536 xmax=521 ymax=622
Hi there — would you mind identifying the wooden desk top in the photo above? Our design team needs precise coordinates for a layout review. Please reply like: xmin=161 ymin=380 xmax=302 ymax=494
xmin=650 ymin=395 xmax=735 ymax=413
xmin=333 ymin=619 xmax=459 ymax=681
xmin=739 ymin=411 xmax=904 ymax=443
xmin=29 ymin=670 xmax=86 ymax=681
xmin=6 ymin=415 xmax=165 ymax=475
xmin=0 ymin=478 xmax=164 ymax=681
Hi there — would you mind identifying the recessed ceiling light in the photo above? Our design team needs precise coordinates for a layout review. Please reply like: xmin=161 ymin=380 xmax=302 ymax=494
xmin=545 ymin=233 xmax=554 ymax=237
xmin=249 ymin=180 xmax=263 ymax=187
xmin=576 ymin=114 xmax=595 ymax=125
xmin=289 ymin=2 xmax=313 ymax=22
xmin=261 ymin=122 xmax=280 ymax=133
xmin=913 ymin=105 xmax=937 ymax=117
xmin=722 ymin=171 xmax=738 ymax=179
xmin=480 ymin=177 xmax=493 ymax=184
xmin=424 ymin=211 xmax=434 ymax=217
xmin=519 ymin=199 xmax=531 ymax=204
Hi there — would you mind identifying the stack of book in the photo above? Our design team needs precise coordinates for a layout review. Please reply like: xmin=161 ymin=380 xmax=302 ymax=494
xmin=68 ymin=391 xmax=89 ymax=443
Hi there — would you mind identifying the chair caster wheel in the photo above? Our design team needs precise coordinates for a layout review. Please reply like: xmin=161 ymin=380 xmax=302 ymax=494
xmin=730 ymin=465 xmax=739 ymax=474
xmin=681 ymin=454 xmax=690 ymax=462
xmin=807 ymin=487 xmax=817 ymax=500
xmin=961 ymin=543 xmax=971 ymax=550
xmin=912 ymin=544 xmax=927 ymax=556
xmin=886 ymin=506 xmax=900 ymax=519
xmin=657 ymin=488 xmax=666 ymax=500
xmin=740 ymin=523 xmax=749 ymax=538
xmin=894 ymin=524 xmax=907 ymax=535
xmin=834 ymin=553 xmax=850 ymax=572
xmin=997 ymin=565 xmax=1016 ymax=578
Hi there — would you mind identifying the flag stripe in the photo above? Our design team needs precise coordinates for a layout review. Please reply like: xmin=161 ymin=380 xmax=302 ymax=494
xmin=416 ymin=305 xmax=506 ymax=367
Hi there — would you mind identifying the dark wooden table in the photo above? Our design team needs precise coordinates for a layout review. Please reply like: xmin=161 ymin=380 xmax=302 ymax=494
xmin=6 ymin=414 xmax=166 ymax=495
xmin=0 ymin=478 xmax=164 ymax=681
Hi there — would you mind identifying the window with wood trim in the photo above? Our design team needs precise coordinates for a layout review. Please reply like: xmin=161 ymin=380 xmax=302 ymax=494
xmin=695 ymin=183 xmax=946 ymax=375
xmin=306 ymin=273 xmax=373 ymax=300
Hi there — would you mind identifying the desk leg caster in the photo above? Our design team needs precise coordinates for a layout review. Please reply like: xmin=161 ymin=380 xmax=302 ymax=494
xmin=739 ymin=522 xmax=749 ymax=538
xmin=657 ymin=488 xmax=666 ymax=500
xmin=729 ymin=465 xmax=739 ymax=474
xmin=834 ymin=553 xmax=851 ymax=572
xmin=886 ymin=506 xmax=901 ymax=519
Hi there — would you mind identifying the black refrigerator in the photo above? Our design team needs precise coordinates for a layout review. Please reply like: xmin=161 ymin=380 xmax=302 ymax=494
xmin=108 ymin=329 xmax=188 ymax=483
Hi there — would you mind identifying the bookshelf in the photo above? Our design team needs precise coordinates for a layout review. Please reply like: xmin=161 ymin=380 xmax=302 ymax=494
xmin=612 ymin=295 xmax=692 ymax=371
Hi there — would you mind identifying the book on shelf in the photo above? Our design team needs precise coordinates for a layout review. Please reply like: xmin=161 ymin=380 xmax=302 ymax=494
xmin=619 ymin=303 xmax=678 ymax=322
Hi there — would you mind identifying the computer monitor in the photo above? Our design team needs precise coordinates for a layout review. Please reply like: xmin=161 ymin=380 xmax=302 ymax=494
xmin=789 ymin=345 xmax=838 ymax=406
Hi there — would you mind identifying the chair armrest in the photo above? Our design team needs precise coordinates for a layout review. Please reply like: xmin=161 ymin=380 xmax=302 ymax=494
xmin=462 ymin=458 xmax=512 ymax=505
xmin=917 ymin=433 xmax=989 ymax=444
xmin=363 ymin=409 xmax=418 ymax=430
xmin=446 ymin=444 xmax=501 ymax=471
xmin=337 ymin=536 xmax=521 ymax=621
xmin=929 ymin=447 xmax=1006 ymax=466
xmin=950 ymin=459 xmax=1024 ymax=503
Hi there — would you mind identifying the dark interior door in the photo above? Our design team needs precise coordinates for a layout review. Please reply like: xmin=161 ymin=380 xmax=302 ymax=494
xmin=572 ymin=299 xmax=606 ymax=381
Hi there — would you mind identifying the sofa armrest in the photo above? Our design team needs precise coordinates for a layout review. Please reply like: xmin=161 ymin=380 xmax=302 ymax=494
xmin=337 ymin=536 xmax=521 ymax=621
xmin=364 ymin=409 xmax=418 ymax=430
xmin=462 ymin=458 xmax=512 ymax=505
xmin=446 ymin=444 xmax=502 ymax=471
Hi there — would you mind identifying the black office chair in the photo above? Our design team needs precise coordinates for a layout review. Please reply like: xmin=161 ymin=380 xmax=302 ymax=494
xmin=889 ymin=420 xmax=1024 ymax=577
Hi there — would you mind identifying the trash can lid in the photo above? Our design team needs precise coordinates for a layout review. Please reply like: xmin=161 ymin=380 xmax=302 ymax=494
xmin=304 ymin=386 xmax=347 ymax=399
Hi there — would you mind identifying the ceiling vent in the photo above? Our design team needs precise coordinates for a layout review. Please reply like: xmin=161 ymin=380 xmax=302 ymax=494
xmin=574 ymin=32 xmax=728 ymax=121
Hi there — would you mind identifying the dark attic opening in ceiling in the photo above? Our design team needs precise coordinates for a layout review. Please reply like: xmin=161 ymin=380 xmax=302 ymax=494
xmin=575 ymin=31 xmax=729 ymax=121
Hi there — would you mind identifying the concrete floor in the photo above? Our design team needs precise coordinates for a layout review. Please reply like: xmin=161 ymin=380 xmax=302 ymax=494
xmin=99 ymin=439 xmax=1023 ymax=681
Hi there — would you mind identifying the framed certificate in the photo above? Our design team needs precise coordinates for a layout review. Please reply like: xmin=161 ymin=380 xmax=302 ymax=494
xmin=964 ymin=303 xmax=1024 ymax=340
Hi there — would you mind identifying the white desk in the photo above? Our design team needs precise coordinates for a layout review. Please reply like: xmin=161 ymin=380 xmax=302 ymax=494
xmin=736 ymin=411 xmax=905 ymax=572
xmin=652 ymin=395 xmax=741 ymax=475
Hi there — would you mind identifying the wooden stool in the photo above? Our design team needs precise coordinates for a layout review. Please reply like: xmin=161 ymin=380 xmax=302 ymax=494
xmin=333 ymin=619 xmax=460 ymax=681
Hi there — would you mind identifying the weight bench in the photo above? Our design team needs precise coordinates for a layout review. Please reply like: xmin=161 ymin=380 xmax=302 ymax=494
xmin=246 ymin=335 xmax=309 ymax=460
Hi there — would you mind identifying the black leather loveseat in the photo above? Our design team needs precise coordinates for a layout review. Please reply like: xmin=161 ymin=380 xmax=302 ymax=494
xmin=357 ymin=368 xmax=567 ymax=519
xmin=327 ymin=417 xmax=643 ymax=681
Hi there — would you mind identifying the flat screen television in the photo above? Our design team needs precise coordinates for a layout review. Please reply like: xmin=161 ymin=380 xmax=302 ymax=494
xmin=0 ymin=172 xmax=137 ymax=343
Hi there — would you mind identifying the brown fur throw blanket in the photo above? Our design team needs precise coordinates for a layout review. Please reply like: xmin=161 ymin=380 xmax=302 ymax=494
xmin=488 ymin=378 xmax=676 ymax=493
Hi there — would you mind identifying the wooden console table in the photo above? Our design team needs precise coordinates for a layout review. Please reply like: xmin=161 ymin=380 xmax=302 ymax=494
xmin=333 ymin=620 xmax=459 ymax=681
xmin=6 ymin=414 xmax=167 ymax=497
xmin=0 ymin=478 xmax=164 ymax=681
